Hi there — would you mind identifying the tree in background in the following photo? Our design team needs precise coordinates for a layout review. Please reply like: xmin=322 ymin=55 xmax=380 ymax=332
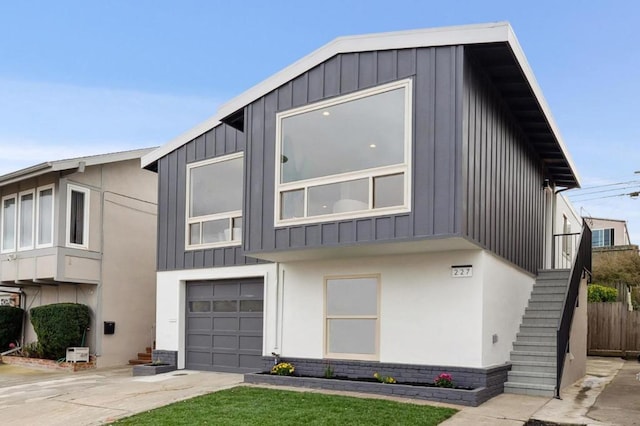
xmin=592 ymin=249 xmax=640 ymax=309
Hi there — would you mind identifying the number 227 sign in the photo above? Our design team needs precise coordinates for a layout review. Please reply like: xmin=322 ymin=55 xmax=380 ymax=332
xmin=451 ymin=265 xmax=472 ymax=278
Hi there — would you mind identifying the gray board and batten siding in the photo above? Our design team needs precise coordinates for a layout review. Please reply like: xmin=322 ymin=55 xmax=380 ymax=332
xmin=242 ymin=45 xmax=548 ymax=274
xmin=155 ymin=43 xmax=558 ymax=275
xmin=156 ymin=124 xmax=263 ymax=271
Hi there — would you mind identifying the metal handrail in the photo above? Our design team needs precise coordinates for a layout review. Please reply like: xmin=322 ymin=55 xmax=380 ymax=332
xmin=555 ymin=220 xmax=592 ymax=398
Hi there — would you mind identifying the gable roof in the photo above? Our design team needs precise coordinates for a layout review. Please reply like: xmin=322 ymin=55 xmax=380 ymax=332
xmin=141 ymin=22 xmax=580 ymax=187
xmin=0 ymin=147 xmax=155 ymax=188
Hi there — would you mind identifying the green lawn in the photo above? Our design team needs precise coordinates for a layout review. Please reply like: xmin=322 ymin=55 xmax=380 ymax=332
xmin=111 ymin=386 xmax=458 ymax=425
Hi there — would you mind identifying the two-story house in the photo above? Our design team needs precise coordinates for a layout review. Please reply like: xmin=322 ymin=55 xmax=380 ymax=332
xmin=142 ymin=22 xmax=591 ymax=401
xmin=0 ymin=149 xmax=157 ymax=367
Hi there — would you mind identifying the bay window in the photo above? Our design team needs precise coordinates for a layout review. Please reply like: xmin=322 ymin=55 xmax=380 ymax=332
xmin=1 ymin=195 xmax=17 ymax=252
xmin=275 ymin=79 xmax=412 ymax=225
xmin=186 ymin=153 xmax=243 ymax=249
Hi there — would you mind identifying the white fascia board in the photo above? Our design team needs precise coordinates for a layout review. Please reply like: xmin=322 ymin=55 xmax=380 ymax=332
xmin=504 ymin=27 xmax=581 ymax=187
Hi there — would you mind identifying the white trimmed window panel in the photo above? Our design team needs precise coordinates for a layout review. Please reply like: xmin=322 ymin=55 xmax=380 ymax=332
xmin=275 ymin=78 xmax=413 ymax=227
xmin=17 ymin=189 xmax=36 ymax=251
xmin=36 ymin=184 xmax=55 ymax=248
xmin=66 ymin=184 xmax=90 ymax=249
xmin=324 ymin=275 xmax=380 ymax=361
xmin=1 ymin=194 xmax=17 ymax=253
xmin=185 ymin=152 xmax=244 ymax=250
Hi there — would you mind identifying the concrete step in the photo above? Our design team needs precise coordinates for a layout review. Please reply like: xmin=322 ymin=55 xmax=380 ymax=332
xmin=529 ymin=293 xmax=566 ymax=303
xmin=507 ymin=371 xmax=556 ymax=386
xmin=527 ymin=301 xmax=564 ymax=311
xmin=510 ymin=350 xmax=556 ymax=363
xmin=531 ymin=286 xmax=567 ymax=295
xmin=510 ymin=360 xmax=556 ymax=374
xmin=537 ymin=269 xmax=571 ymax=280
xmin=504 ymin=381 xmax=555 ymax=397
xmin=516 ymin=332 xmax=557 ymax=344
xmin=534 ymin=278 xmax=568 ymax=288
xmin=522 ymin=316 xmax=559 ymax=327
xmin=519 ymin=324 xmax=557 ymax=334
xmin=513 ymin=341 xmax=556 ymax=353
xmin=525 ymin=307 xmax=561 ymax=318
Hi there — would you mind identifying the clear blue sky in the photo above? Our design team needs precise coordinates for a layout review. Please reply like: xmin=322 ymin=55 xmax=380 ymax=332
xmin=1 ymin=1 xmax=639 ymax=241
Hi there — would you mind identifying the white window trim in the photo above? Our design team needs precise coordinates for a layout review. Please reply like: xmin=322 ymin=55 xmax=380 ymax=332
xmin=274 ymin=78 xmax=413 ymax=227
xmin=35 ymin=184 xmax=55 ymax=249
xmin=66 ymin=184 xmax=90 ymax=249
xmin=0 ymin=194 xmax=17 ymax=254
xmin=323 ymin=274 xmax=381 ymax=361
xmin=17 ymin=189 xmax=36 ymax=251
xmin=185 ymin=152 xmax=244 ymax=250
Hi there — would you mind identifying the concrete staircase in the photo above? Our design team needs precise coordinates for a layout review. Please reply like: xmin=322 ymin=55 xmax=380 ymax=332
xmin=504 ymin=269 xmax=570 ymax=397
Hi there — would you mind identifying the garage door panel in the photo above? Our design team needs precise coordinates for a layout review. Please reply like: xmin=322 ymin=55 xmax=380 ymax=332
xmin=187 ymin=317 xmax=212 ymax=329
xmin=186 ymin=279 xmax=264 ymax=373
xmin=187 ymin=334 xmax=211 ymax=347
xmin=239 ymin=335 xmax=262 ymax=351
xmin=213 ymin=335 xmax=238 ymax=350
xmin=239 ymin=317 xmax=263 ymax=331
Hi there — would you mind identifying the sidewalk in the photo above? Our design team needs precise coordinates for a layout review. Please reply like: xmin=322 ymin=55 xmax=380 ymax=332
xmin=587 ymin=358 xmax=640 ymax=425
xmin=443 ymin=357 xmax=628 ymax=425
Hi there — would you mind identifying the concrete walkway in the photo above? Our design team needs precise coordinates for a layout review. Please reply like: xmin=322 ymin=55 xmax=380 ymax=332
xmin=0 ymin=364 xmax=243 ymax=425
xmin=443 ymin=357 xmax=633 ymax=425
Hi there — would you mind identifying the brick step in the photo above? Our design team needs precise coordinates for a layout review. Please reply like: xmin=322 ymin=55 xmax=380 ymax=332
xmin=146 ymin=347 xmax=153 ymax=354
xmin=138 ymin=352 xmax=152 ymax=359
xmin=128 ymin=359 xmax=149 ymax=365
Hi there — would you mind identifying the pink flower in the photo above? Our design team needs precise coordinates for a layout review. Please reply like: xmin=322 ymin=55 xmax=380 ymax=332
xmin=9 ymin=343 xmax=16 ymax=349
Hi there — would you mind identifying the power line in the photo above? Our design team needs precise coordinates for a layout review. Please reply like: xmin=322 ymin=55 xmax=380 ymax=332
xmin=569 ymin=184 xmax=640 ymax=199
xmin=571 ymin=179 xmax=640 ymax=194
xmin=571 ymin=191 xmax=640 ymax=203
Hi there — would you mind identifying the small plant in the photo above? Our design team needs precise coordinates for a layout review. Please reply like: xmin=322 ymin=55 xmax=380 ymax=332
xmin=324 ymin=362 xmax=334 ymax=378
xmin=434 ymin=373 xmax=453 ymax=388
xmin=271 ymin=362 xmax=295 ymax=376
xmin=373 ymin=372 xmax=396 ymax=384
xmin=587 ymin=284 xmax=618 ymax=303
xmin=21 ymin=341 xmax=43 ymax=358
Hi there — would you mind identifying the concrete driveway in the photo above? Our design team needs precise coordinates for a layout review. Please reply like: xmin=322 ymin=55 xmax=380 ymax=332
xmin=0 ymin=364 xmax=243 ymax=425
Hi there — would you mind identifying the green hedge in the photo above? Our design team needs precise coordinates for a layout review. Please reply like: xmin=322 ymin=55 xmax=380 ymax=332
xmin=0 ymin=306 xmax=24 ymax=352
xmin=30 ymin=303 xmax=90 ymax=360
xmin=588 ymin=284 xmax=618 ymax=303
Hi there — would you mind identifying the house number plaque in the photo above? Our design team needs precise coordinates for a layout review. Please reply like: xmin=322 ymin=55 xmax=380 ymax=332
xmin=451 ymin=265 xmax=473 ymax=278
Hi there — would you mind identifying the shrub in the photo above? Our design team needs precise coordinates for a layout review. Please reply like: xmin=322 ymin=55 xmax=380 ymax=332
xmin=30 ymin=303 xmax=90 ymax=360
xmin=588 ymin=284 xmax=618 ymax=303
xmin=0 ymin=306 xmax=24 ymax=351
xmin=373 ymin=372 xmax=397 ymax=384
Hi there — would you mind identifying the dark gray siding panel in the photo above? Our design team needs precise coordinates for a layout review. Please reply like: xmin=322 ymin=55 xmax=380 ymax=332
xmin=244 ymin=47 xmax=465 ymax=257
xmin=461 ymin=53 xmax=545 ymax=274
xmin=156 ymin=123 xmax=265 ymax=271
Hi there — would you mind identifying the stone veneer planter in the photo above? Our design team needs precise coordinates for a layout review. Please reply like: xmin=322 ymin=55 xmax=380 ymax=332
xmin=0 ymin=355 xmax=96 ymax=372
xmin=132 ymin=363 xmax=177 ymax=376
xmin=247 ymin=357 xmax=512 ymax=407
xmin=245 ymin=373 xmax=492 ymax=406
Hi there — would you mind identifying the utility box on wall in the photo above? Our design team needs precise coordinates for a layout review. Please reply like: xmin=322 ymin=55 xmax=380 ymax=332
xmin=104 ymin=321 xmax=116 ymax=335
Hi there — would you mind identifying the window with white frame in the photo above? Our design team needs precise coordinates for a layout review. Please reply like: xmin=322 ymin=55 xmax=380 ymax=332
xmin=1 ymin=195 xmax=17 ymax=252
xmin=592 ymin=228 xmax=614 ymax=248
xmin=18 ymin=190 xmax=35 ymax=250
xmin=325 ymin=275 xmax=379 ymax=360
xmin=37 ymin=185 xmax=54 ymax=247
xmin=275 ymin=79 xmax=412 ymax=225
xmin=186 ymin=153 xmax=243 ymax=249
xmin=67 ymin=184 xmax=89 ymax=249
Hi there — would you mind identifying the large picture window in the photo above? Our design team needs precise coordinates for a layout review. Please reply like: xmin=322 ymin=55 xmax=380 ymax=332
xmin=66 ymin=184 xmax=90 ymax=249
xmin=275 ymin=79 xmax=412 ymax=225
xmin=186 ymin=153 xmax=243 ymax=249
xmin=592 ymin=228 xmax=614 ymax=248
xmin=324 ymin=275 xmax=379 ymax=360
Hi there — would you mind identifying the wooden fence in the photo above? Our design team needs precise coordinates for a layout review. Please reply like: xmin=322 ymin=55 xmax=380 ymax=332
xmin=588 ymin=302 xmax=640 ymax=357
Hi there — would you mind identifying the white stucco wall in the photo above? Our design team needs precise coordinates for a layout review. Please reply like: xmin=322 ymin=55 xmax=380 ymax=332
xmin=155 ymin=263 xmax=278 ymax=369
xmin=156 ymin=249 xmax=535 ymax=369
xmin=481 ymin=252 xmax=535 ymax=366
